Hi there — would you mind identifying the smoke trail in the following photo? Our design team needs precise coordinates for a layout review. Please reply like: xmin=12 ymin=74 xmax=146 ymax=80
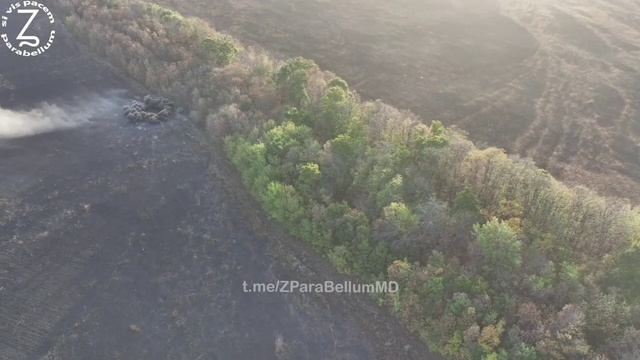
xmin=0 ymin=92 xmax=125 ymax=139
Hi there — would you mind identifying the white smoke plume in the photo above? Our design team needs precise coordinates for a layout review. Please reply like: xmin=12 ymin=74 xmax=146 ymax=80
xmin=0 ymin=92 xmax=125 ymax=139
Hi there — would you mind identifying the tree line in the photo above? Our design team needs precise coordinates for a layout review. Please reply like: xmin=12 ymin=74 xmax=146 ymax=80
xmin=57 ymin=1 xmax=640 ymax=359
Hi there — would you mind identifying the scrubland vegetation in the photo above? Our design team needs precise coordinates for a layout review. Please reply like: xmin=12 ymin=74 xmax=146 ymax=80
xmin=58 ymin=1 xmax=640 ymax=358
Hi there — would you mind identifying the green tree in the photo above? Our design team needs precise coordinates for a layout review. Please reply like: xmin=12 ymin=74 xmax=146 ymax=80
xmin=318 ymin=203 xmax=371 ymax=254
xmin=382 ymin=202 xmax=419 ymax=232
xmin=225 ymin=137 xmax=272 ymax=195
xmin=448 ymin=292 xmax=472 ymax=318
xmin=473 ymin=219 xmax=522 ymax=282
xmin=328 ymin=245 xmax=353 ymax=274
xmin=316 ymin=85 xmax=357 ymax=141
xmin=408 ymin=121 xmax=449 ymax=158
xmin=297 ymin=162 xmax=322 ymax=197
xmin=387 ymin=259 xmax=414 ymax=284
xmin=262 ymin=182 xmax=306 ymax=226
xmin=453 ymin=187 xmax=481 ymax=215
xmin=351 ymin=237 xmax=390 ymax=277
xmin=376 ymin=174 xmax=404 ymax=209
xmin=584 ymin=292 xmax=630 ymax=346
xmin=609 ymin=248 xmax=640 ymax=301
xmin=421 ymin=275 xmax=445 ymax=316
xmin=276 ymin=57 xmax=316 ymax=107
xmin=284 ymin=106 xmax=311 ymax=126
xmin=321 ymin=134 xmax=360 ymax=198
xmin=201 ymin=36 xmax=238 ymax=66
xmin=262 ymin=121 xmax=316 ymax=180
xmin=327 ymin=77 xmax=349 ymax=91
xmin=264 ymin=122 xmax=313 ymax=159
xmin=328 ymin=134 xmax=358 ymax=165
xmin=427 ymin=120 xmax=449 ymax=148
xmin=509 ymin=343 xmax=538 ymax=360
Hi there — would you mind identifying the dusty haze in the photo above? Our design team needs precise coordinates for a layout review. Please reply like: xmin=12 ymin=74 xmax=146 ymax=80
xmin=0 ymin=93 xmax=123 ymax=139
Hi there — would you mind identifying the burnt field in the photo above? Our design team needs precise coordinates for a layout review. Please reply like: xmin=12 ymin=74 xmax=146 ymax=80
xmin=0 ymin=19 xmax=439 ymax=360
xmin=156 ymin=0 xmax=640 ymax=202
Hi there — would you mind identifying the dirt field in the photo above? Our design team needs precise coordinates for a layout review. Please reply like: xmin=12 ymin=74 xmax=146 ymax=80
xmin=0 ymin=21 xmax=439 ymax=360
xmin=156 ymin=0 xmax=640 ymax=202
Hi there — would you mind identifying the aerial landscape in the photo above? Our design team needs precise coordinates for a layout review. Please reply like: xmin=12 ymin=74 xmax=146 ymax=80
xmin=1 ymin=0 xmax=639 ymax=359
xmin=157 ymin=0 xmax=640 ymax=202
